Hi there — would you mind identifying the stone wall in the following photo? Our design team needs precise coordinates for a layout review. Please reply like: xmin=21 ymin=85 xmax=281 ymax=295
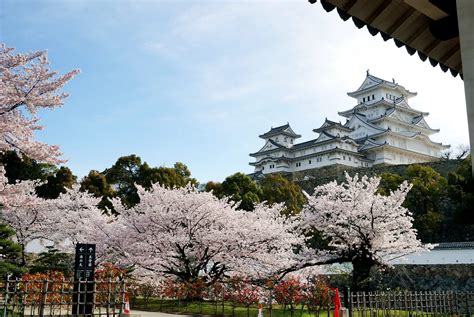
xmin=371 ymin=264 xmax=474 ymax=291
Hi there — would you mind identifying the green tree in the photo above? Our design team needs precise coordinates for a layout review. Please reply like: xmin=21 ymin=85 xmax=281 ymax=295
xmin=378 ymin=172 xmax=404 ymax=196
xmin=80 ymin=170 xmax=116 ymax=213
xmin=404 ymin=165 xmax=447 ymax=242
xmin=446 ymin=156 xmax=474 ymax=240
xmin=104 ymin=155 xmax=143 ymax=207
xmin=104 ymin=155 xmax=197 ymax=208
xmin=140 ymin=163 xmax=197 ymax=189
xmin=36 ymin=166 xmax=77 ymax=199
xmin=29 ymin=246 xmax=73 ymax=276
xmin=1 ymin=151 xmax=77 ymax=200
xmin=0 ymin=151 xmax=54 ymax=183
xmin=219 ymin=172 xmax=262 ymax=211
xmin=205 ymin=181 xmax=223 ymax=197
xmin=259 ymin=174 xmax=306 ymax=216
xmin=0 ymin=222 xmax=24 ymax=278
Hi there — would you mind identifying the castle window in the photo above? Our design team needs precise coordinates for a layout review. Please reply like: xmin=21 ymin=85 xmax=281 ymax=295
xmin=284 ymin=137 xmax=287 ymax=142
xmin=363 ymin=97 xmax=366 ymax=102
xmin=309 ymin=160 xmax=312 ymax=164
xmin=296 ymin=162 xmax=301 ymax=167
xmin=269 ymin=164 xmax=275 ymax=169
xmin=343 ymin=155 xmax=346 ymax=160
xmin=372 ymin=94 xmax=375 ymax=100
xmin=348 ymin=157 xmax=351 ymax=161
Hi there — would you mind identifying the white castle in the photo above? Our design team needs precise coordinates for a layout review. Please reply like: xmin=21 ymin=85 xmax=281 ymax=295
xmin=250 ymin=72 xmax=449 ymax=175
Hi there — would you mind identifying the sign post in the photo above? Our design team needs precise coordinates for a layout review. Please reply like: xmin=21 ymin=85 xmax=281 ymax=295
xmin=72 ymin=243 xmax=96 ymax=316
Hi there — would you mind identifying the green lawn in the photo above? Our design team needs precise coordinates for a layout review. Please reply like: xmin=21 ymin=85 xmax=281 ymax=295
xmin=0 ymin=308 xmax=22 ymax=317
xmin=131 ymin=298 xmax=333 ymax=317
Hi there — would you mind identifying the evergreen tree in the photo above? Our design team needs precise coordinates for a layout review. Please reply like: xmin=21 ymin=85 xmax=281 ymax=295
xmin=0 ymin=222 xmax=24 ymax=278
xmin=29 ymin=246 xmax=73 ymax=276
xmin=259 ymin=174 xmax=306 ymax=216
xmin=80 ymin=170 xmax=115 ymax=213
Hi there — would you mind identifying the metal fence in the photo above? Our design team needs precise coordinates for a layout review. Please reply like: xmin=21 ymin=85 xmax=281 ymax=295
xmin=1 ymin=277 xmax=126 ymax=317
xmin=345 ymin=291 xmax=474 ymax=317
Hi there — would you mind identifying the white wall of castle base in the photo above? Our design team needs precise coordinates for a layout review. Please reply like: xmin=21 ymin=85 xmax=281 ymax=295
xmin=391 ymin=249 xmax=474 ymax=265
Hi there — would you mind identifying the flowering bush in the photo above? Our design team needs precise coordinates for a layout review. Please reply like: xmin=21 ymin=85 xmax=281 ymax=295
xmin=94 ymin=262 xmax=127 ymax=280
xmin=303 ymin=276 xmax=332 ymax=312
xmin=21 ymin=271 xmax=70 ymax=305
xmin=94 ymin=263 xmax=128 ymax=305
xmin=274 ymin=277 xmax=304 ymax=311
xmin=225 ymin=276 xmax=260 ymax=307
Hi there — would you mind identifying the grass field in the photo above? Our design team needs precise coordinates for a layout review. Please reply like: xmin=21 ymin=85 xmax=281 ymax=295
xmin=130 ymin=298 xmax=465 ymax=317
xmin=131 ymin=298 xmax=334 ymax=317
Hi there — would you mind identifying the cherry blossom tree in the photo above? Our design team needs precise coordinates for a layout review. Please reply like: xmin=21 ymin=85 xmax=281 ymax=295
xmin=301 ymin=173 xmax=428 ymax=290
xmin=45 ymin=186 xmax=114 ymax=257
xmin=109 ymin=183 xmax=303 ymax=286
xmin=0 ymin=44 xmax=79 ymax=164
xmin=0 ymin=167 xmax=110 ymax=264
xmin=0 ymin=166 xmax=48 ymax=264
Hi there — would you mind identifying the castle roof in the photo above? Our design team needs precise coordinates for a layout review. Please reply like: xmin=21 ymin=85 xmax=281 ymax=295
xmin=250 ymin=146 xmax=365 ymax=166
xmin=249 ymin=138 xmax=286 ymax=157
xmin=259 ymin=123 xmax=301 ymax=139
xmin=433 ymin=242 xmax=474 ymax=250
xmin=345 ymin=112 xmax=387 ymax=132
xmin=364 ymin=128 xmax=420 ymax=140
xmin=357 ymin=138 xmax=386 ymax=151
xmin=308 ymin=0 xmax=461 ymax=78
xmin=368 ymin=111 xmax=440 ymax=134
xmin=313 ymin=118 xmax=354 ymax=133
xmin=249 ymin=155 xmax=293 ymax=166
xmin=250 ymin=130 xmax=359 ymax=157
xmin=338 ymin=98 xmax=428 ymax=118
xmin=347 ymin=71 xmax=417 ymax=99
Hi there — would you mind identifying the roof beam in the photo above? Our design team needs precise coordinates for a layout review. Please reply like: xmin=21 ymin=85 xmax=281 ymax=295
xmin=405 ymin=26 xmax=428 ymax=47
xmin=342 ymin=0 xmax=358 ymax=12
xmin=404 ymin=0 xmax=449 ymax=20
xmin=366 ymin=0 xmax=392 ymax=24
xmin=423 ymin=38 xmax=441 ymax=55
xmin=440 ymin=44 xmax=460 ymax=64
xmin=386 ymin=7 xmax=417 ymax=35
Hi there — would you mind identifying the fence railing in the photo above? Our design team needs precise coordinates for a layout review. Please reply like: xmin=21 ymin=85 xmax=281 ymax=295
xmin=3 ymin=277 xmax=473 ymax=317
xmin=345 ymin=291 xmax=474 ymax=317
xmin=1 ymin=277 xmax=126 ymax=317
xmin=129 ymin=287 xmax=474 ymax=317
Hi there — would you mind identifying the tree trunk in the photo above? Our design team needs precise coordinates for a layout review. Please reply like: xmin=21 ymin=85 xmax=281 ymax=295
xmin=21 ymin=243 xmax=27 ymax=267
xmin=351 ymin=251 xmax=377 ymax=291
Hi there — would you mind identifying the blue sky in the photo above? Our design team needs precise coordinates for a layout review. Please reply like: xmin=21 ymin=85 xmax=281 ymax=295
xmin=1 ymin=0 xmax=468 ymax=183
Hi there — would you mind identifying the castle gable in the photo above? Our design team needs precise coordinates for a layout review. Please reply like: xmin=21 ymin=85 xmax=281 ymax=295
xmin=315 ymin=131 xmax=336 ymax=143
xmin=346 ymin=114 xmax=386 ymax=136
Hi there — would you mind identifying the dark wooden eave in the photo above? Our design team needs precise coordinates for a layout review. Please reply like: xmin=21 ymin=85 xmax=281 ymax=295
xmin=309 ymin=0 xmax=462 ymax=78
